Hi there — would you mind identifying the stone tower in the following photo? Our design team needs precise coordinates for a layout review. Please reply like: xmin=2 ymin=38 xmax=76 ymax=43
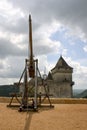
xmin=47 ymin=56 xmax=74 ymax=98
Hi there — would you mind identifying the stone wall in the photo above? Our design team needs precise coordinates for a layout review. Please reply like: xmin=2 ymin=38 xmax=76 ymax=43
xmin=47 ymin=80 xmax=72 ymax=98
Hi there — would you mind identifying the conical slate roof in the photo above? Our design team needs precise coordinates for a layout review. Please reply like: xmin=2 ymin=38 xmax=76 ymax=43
xmin=55 ymin=56 xmax=72 ymax=69
xmin=51 ymin=56 xmax=73 ymax=72
xmin=47 ymin=72 xmax=53 ymax=80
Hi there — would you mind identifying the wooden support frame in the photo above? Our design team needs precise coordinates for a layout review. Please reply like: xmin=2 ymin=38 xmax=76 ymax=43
xmin=7 ymin=14 xmax=54 ymax=111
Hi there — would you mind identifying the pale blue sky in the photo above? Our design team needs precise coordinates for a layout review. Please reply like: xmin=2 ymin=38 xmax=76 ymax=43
xmin=50 ymin=28 xmax=87 ymax=62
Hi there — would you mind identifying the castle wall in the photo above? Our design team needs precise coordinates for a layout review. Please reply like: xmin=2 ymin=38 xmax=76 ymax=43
xmin=52 ymin=72 xmax=72 ymax=82
xmin=47 ymin=81 xmax=72 ymax=98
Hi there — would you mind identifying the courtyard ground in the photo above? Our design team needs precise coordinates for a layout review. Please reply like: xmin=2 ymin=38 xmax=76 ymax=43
xmin=0 ymin=103 xmax=87 ymax=130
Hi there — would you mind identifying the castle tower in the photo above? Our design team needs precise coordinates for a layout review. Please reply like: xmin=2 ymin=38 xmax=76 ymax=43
xmin=47 ymin=56 xmax=74 ymax=98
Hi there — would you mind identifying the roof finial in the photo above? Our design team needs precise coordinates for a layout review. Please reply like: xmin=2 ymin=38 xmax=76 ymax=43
xmin=60 ymin=54 xmax=62 ymax=58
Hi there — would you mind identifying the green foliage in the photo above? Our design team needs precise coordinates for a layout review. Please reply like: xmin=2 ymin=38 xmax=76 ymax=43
xmin=75 ymin=89 xmax=87 ymax=98
xmin=0 ymin=85 xmax=19 ymax=97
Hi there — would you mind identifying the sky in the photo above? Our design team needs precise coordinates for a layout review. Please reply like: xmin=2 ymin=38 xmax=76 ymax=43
xmin=0 ymin=0 xmax=87 ymax=89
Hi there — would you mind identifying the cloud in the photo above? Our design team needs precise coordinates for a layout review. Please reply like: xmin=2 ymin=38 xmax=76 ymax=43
xmin=83 ymin=45 xmax=87 ymax=52
xmin=5 ymin=17 xmax=28 ymax=34
xmin=0 ymin=0 xmax=87 ymax=89
xmin=33 ymin=39 xmax=62 ymax=56
xmin=64 ymin=57 xmax=87 ymax=89
xmin=0 ymin=38 xmax=27 ymax=58
xmin=9 ymin=0 xmax=87 ymax=41
xmin=0 ymin=56 xmax=25 ymax=79
xmin=0 ymin=12 xmax=28 ymax=35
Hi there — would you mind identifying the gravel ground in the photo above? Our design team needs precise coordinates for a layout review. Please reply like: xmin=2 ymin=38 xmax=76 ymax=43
xmin=0 ymin=103 xmax=87 ymax=130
